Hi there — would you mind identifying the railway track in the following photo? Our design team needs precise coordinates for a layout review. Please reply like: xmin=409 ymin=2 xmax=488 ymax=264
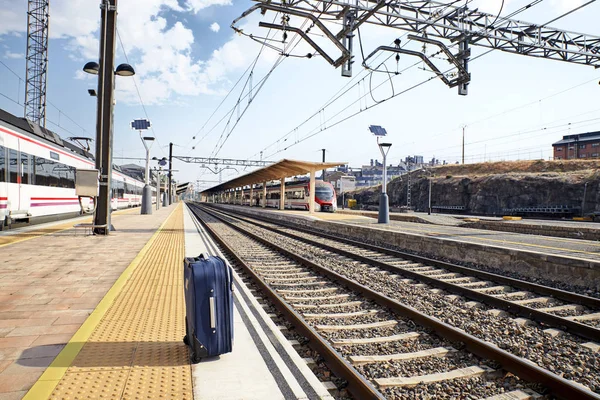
xmin=203 ymin=204 xmax=600 ymax=341
xmin=188 ymin=202 xmax=600 ymax=400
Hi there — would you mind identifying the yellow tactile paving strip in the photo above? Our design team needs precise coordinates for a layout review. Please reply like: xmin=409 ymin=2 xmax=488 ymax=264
xmin=0 ymin=206 xmax=142 ymax=248
xmin=24 ymin=204 xmax=191 ymax=400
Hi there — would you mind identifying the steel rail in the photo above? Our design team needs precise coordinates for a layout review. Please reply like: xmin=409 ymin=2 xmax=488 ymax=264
xmin=187 ymin=204 xmax=386 ymax=400
xmin=194 ymin=203 xmax=600 ymax=400
xmin=205 ymin=204 xmax=600 ymax=341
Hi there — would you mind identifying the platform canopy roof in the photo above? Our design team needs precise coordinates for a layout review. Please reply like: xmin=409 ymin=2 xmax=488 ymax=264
xmin=201 ymin=159 xmax=347 ymax=194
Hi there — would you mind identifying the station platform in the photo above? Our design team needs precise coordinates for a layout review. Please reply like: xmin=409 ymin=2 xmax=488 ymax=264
xmin=0 ymin=203 xmax=333 ymax=400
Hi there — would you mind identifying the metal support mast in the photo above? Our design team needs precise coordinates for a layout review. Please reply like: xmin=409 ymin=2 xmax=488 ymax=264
xmin=93 ymin=0 xmax=118 ymax=235
xmin=25 ymin=0 xmax=50 ymax=127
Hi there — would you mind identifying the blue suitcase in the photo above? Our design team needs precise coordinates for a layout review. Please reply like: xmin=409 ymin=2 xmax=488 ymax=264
xmin=183 ymin=254 xmax=234 ymax=362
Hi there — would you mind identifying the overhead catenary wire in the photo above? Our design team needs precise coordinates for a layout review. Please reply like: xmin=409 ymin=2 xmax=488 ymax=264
xmin=251 ymin=0 xmax=477 ymax=160
xmin=0 ymin=60 xmax=94 ymax=139
xmin=115 ymin=28 xmax=166 ymax=157
xmin=208 ymin=16 xmax=318 ymax=159
xmin=185 ymin=13 xmax=283 ymax=154
xmin=256 ymin=0 xmax=558 ymax=160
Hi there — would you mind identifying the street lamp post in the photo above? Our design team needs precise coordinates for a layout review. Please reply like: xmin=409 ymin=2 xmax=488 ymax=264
xmin=378 ymin=141 xmax=392 ymax=223
xmin=368 ymin=125 xmax=391 ymax=224
xmin=140 ymin=135 xmax=154 ymax=215
xmin=83 ymin=0 xmax=135 ymax=235
xmin=153 ymin=156 xmax=168 ymax=208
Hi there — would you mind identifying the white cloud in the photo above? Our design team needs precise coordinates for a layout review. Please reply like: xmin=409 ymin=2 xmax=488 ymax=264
xmin=186 ymin=0 xmax=232 ymax=13
xmin=4 ymin=51 xmax=23 ymax=59
xmin=0 ymin=1 xmax=26 ymax=36
xmin=210 ymin=22 xmax=220 ymax=33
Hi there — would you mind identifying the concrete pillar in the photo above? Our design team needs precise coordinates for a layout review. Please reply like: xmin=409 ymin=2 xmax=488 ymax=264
xmin=262 ymin=181 xmax=267 ymax=208
xmin=239 ymin=187 xmax=243 ymax=205
xmin=250 ymin=185 xmax=254 ymax=207
xmin=279 ymin=178 xmax=285 ymax=210
xmin=309 ymin=170 xmax=316 ymax=214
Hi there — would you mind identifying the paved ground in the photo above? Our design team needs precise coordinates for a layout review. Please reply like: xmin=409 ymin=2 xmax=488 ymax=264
xmin=0 ymin=204 xmax=178 ymax=400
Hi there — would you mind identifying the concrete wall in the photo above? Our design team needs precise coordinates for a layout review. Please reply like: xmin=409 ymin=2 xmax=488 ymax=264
xmin=211 ymin=203 xmax=600 ymax=291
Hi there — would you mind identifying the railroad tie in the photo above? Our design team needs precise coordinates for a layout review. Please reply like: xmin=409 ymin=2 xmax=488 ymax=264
xmin=303 ymin=309 xmax=378 ymax=319
xmin=283 ymin=293 xmax=350 ymax=301
xmin=277 ymin=287 xmax=338 ymax=295
xmin=565 ymin=312 xmax=600 ymax=322
xmin=316 ymin=320 xmax=397 ymax=331
xmin=292 ymin=301 xmax=363 ymax=310
xmin=330 ymin=332 xmax=420 ymax=347
xmin=349 ymin=347 xmax=456 ymax=365
xmin=512 ymin=297 xmax=552 ymax=306
xmin=375 ymin=365 xmax=494 ymax=389
xmin=536 ymin=304 xmax=584 ymax=313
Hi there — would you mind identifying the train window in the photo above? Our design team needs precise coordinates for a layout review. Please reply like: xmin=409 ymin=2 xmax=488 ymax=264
xmin=21 ymin=153 xmax=31 ymax=185
xmin=0 ymin=146 xmax=5 ymax=182
xmin=50 ymin=152 xmax=59 ymax=161
xmin=32 ymin=156 xmax=75 ymax=189
xmin=8 ymin=149 xmax=18 ymax=184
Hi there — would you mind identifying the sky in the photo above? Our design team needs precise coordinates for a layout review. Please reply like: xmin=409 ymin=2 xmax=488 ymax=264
xmin=0 ymin=0 xmax=599 ymax=191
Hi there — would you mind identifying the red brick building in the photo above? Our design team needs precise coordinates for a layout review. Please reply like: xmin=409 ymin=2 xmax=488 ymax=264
xmin=552 ymin=131 xmax=600 ymax=160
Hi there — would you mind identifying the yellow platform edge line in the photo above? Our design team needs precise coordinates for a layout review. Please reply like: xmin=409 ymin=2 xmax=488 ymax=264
xmin=0 ymin=206 xmax=142 ymax=249
xmin=22 ymin=204 xmax=180 ymax=400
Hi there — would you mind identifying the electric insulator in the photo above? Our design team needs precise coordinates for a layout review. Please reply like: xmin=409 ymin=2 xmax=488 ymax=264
xmin=283 ymin=32 xmax=288 ymax=42
xmin=395 ymin=54 xmax=400 ymax=62
xmin=307 ymin=53 xmax=313 ymax=58
xmin=394 ymin=38 xmax=401 ymax=47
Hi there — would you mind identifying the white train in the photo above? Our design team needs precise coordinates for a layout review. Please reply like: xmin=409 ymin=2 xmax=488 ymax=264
xmin=233 ymin=180 xmax=337 ymax=212
xmin=0 ymin=108 xmax=152 ymax=230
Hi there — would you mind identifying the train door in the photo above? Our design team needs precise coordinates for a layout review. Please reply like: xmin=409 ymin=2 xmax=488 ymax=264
xmin=18 ymin=144 xmax=32 ymax=216
xmin=6 ymin=148 xmax=20 ymax=214
xmin=0 ymin=142 xmax=7 ymax=227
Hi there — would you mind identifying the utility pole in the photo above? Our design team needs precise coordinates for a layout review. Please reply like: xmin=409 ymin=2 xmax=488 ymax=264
xmin=168 ymin=142 xmax=173 ymax=205
xmin=321 ymin=149 xmax=326 ymax=181
xmin=407 ymin=157 xmax=412 ymax=209
xmin=462 ymin=126 xmax=466 ymax=164
xmin=93 ymin=0 xmax=117 ymax=235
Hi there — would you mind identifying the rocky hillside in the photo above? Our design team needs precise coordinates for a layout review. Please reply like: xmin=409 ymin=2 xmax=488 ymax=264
xmin=345 ymin=160 xmax=600 ymax=216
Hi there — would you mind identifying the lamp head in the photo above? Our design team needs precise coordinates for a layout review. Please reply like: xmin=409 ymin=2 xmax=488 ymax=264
xmin=83 ymin=61 xmax=99 ymax=75
xmin=115 ymin=63 xmax=135 ymax=77
xmin=143 ymin=136 xmax=155 ymax=141
xmin=379 ymin=142 xmax=392 ymax=148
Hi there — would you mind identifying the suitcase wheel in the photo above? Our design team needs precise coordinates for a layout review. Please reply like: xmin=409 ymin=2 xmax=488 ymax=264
xmin=183 ymin=335 xmax=190 ymax=346
xmin=191 ymin=351 xmax=202 ymax=364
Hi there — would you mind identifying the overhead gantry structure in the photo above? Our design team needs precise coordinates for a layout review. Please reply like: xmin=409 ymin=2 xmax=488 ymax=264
xmin=232 ymin=0 xmax=600 ymax=95
xmin=200 ymin=159 xmax=346 ymax=214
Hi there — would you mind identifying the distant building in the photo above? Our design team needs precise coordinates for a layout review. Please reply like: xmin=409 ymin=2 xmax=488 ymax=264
xmin=552 ymin=131 xmax=600 ymax=160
